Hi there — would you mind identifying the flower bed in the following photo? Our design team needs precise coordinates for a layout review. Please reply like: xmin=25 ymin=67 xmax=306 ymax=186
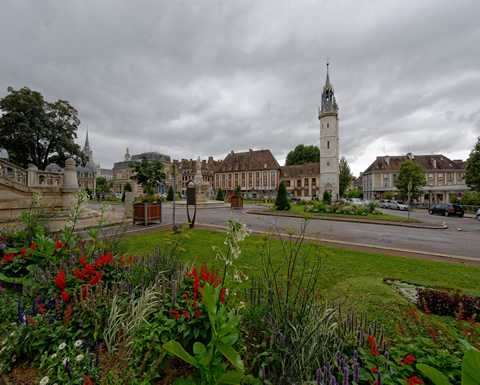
xmin=1 ymin=193 xmax=480 ymax=384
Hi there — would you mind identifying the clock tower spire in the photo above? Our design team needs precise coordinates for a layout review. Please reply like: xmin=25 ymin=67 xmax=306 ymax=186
xmin=318 ymin=62 xmax=340 ymax=200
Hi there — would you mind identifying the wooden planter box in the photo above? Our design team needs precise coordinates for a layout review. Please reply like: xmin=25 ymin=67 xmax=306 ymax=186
xmin=133 ymin=202 xmax=162 ymax=225
xmin=231 ymin=197 xmax=243 ymax=209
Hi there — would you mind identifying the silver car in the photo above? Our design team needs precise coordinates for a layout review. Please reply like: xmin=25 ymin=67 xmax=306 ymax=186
xmin=477 ymin=208 xmax=480 ymax=221
xmin=389 ymin=200 xmax=410 ymax=211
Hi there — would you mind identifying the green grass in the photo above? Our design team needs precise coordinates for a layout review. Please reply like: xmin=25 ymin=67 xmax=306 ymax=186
xmin=269 ymin=204 xmax=421 ymax=222
xmin=120 ymin=226 xmax=480 ymax=333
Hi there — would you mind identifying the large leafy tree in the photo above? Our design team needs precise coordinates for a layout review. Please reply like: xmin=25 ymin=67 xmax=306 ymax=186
xmin=96 ymin=176 xmax=111 ymax=194
xmin=285 ymin=144 xmax=320 ymax=166
xmin=0 ymin=86 xmax=86 ymax=169
xmin=465 ymin=136 xmax=480 ymax=191
xmin=129 ymin=157 xmax=166 ymax=196
xmin=395 ymin=160 xmax=427 ymax=201
xmin=339 ymin=156 xmax=352 ymax=197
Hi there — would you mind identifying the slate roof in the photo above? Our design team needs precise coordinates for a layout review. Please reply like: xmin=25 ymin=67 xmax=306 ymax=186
xmin=0 ymin=148 xmax=8 ymax=161
xmin=113 ymin=151 xmax=171 ymax=169
xmin=214 ymin=149 xmax=280 ymax=172
xmin=363 ymin=154 xmax=464 ymax=173
xmin=280 ymin=162 xmax=320 ymax=177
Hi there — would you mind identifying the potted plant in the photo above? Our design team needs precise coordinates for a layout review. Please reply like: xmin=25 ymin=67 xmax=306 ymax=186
xmin=231 ymin=185 xmax=243 ymax=209
xmin=129 ymin=156 xmax=166 ymax=225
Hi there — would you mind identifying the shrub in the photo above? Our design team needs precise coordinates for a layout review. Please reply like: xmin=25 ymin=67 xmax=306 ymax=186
xmin=417 ymin=288 xmax=480 ymax=318
xmin=166 ymin=185 xmax=174 ymax=201
xmin=275 ymin=181 xmax=291 ymax=211
xmin=322 ymin=190 xmax=332 ymax=204
xmin=215 ymin=187 xmax=224 ymax=201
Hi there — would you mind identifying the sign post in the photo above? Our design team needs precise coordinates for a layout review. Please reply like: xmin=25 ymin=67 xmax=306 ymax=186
xmin=458 ymin=191 xmax=462 ymax=206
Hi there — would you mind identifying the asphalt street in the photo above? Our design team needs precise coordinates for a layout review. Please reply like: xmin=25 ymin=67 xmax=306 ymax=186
xmin=90 ymin=202 xmax=480 ymax=261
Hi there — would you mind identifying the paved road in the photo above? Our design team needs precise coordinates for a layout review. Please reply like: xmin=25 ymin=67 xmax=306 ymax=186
xmin=89 ymin=202 xmax=480 ymax=260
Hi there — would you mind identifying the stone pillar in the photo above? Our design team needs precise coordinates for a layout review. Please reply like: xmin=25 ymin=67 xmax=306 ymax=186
xmin=61 ymin=158 xmax=80 ymax=209
xmin=27 ymin=163 xmax=38 ymax=186
xmin=124 ymin=191 xmax=134 ymax=218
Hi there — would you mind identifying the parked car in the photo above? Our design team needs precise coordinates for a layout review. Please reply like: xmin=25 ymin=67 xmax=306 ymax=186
xmin=429 ymin=203 xmax=464 ymax=217
xmin=114 ymin=193 xmax=122 ymax=199
xmin=389 ymin=200 xmax=410 ymax=211
xmin=350 ymin=198 xmax=363 ymax=206
xmin=379 ymin=199 xmax=391 ymax=208
xmin=477 ymin=208 xmax=480 ymax=221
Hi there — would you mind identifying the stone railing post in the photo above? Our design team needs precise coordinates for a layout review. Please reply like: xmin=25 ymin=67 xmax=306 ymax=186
xmin=27 ymin=164 xmax=38 ymax=186
xmin=61 ymin=158 xmax=80 ymax=209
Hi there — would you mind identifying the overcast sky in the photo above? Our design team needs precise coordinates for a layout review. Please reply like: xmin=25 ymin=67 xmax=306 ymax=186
xmin=1 ymin=0 xmax=479 ymax=176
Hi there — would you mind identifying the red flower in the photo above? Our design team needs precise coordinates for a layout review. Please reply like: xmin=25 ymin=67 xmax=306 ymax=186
xmin=82 ymin=285 xmax=88 ymax=298
xmin=404 ymin=355 xmax=416 ymax=365
xmin=55 ymin=240 xmax=63 ymax=249
xmin=89 ymin=271 xmax=103 ymax=286
xmin=371 ymin=366 xmax=377 ymax=373
xmin=79 ymin=255 xmax=87 ymax=266
xmin=54 ymin=270 xmax=66 ymax=290
xmin=404 ymin=376 xmax=424 ymax=385
xmin=220 ymin=288 xmax=226 ymax=304
xmin=171 ymin=310 xmax=180 ymax=320
xmin=194 ymin=309 xmax=201 ymax=318
xmin=3 ymin=253 xmax=14 ymax=263
xmin=62 ymin=291 xmax=70 ymax=303
xmin=181 ymin=310 xmax=189 ymax=319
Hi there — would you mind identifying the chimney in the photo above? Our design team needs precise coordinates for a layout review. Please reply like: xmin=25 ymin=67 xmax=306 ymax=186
xmin=249 ymin=148 xmax=253 ymax=155
xmin=431 ymin=157 xmax=437 ymax=169
xmin=230 ymin=150 xmax=234 ymax=155
xmin=208 ymin=156 xmax=213 ymax=165
xmin=407 ymin=152 xmax=414 ymax=161
xmin=384 ymin=155 xmax=390 ymax=166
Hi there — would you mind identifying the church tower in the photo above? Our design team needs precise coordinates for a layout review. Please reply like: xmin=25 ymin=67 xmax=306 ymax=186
xmin=318 ymin=62 xmax=340 ymax=200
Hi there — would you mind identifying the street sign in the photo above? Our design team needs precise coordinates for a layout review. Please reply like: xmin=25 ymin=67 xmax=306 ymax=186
xmin=458 ymin=192 xmax=462 ymax=198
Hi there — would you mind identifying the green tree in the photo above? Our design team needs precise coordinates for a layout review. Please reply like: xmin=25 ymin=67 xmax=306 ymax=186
xmin=96 ymin=176 xmax=110 ymax=194
xmin=216 ymin=187 xmax=225 ymax=201
xmin=275 ymin=181 xmax=291 ymax=210
xmin=166 ymin=185 xmax=174 ymax=201
xmin=339 ymin=156 xmax=352 ymax=197
xmin=347 ymin=188 xmax=363 ymax=199
xmin=465 ymin=136 xmax=480 ymax=191
xmin=322 ymin=190 xmax=332 ymax=204
xmin=129 ymin=156 xmax=166 ymax=196
xmin=0 ymin=86 xmax=86 ymax=169
xmin=285 ymin=144 xmax=320 ymax=166
xmin=395 ymin=160 xmax=427 ymax=201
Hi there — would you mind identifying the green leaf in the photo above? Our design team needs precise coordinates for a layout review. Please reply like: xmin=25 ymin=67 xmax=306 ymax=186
xmin=416 ymin=364 xmax=450 ymax=385
xmin=457 ymin=338 xmax=476 ymax=354
xmin=0 ymin=272 xmax=23 ymax=284
xmin=193 ymin=342 xmax=207 ymax=361
xmin=214 ymin=340 xmax=244 ymax=373
xmin=163 ymin=341 xmax=199 ymax=368
xmin=462 ymin=348 xmax=480 ymax=385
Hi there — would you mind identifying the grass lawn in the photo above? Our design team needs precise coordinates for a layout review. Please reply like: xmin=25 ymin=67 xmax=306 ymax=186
xmin=271 ymin=204 xmax=421 ymax=222
xmin=120 ymin=225 xmax=480 ymax=336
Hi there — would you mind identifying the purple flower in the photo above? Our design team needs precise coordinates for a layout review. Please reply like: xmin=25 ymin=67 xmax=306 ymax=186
xmin=316 ymin=368 xmax=322 ymax=385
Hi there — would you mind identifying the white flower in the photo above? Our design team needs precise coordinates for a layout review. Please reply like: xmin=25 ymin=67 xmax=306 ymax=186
xmin=63 ymin=357 xmax=69 ymax=365
xmin=50 ymin=353 xmax=57 ymax=359
xmin=58 ymin=343 xmax=66 ymax=350
xmin=0 ymin=347 xmax=6 ymax=354
xmin=74 ymin=340 xmax=82 ymax=347
xmin=40 ymin=376 xmax=49 ymax=385
xmin=9 ymin=332 xmax=15 ymax=337
xmin=76 ymin=354 xmax=84 ymax=362
xmin=11 ymin=355 xmax=16 ymax=362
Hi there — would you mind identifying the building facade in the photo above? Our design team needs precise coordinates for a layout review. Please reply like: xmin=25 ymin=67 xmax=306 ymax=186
xmin=213 ymin=149 xmax=281 ymax=198
xmin=318 ymin=63 xmax=340 ymax=200
xmin=280 ymin=162 xmax=320 ymax=200
xmin=179 ymin=157 xmax=218 ymax=195
xmin=112 ymin=149 xmax=175 ymax=195
xmin=362 ymin=153 xmax=468 ymax=204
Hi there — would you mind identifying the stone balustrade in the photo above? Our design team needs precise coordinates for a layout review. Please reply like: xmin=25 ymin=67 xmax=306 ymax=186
xmin=0 ymin=158 xmax=79 ymax=222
